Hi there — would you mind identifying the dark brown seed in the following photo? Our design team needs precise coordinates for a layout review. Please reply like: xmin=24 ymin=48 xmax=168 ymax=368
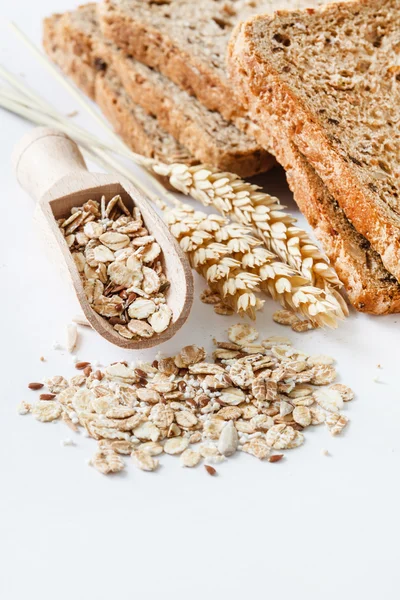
xmin=119 ymin=290 xmax=128 ymax=300
xmin=152 ymin=360 xmax=159 ymax=369
xmin=28 ymin=382 xmax=44 ymax=390
xmin=94 ymin=57 xmax=107 ymax=72
xmin=75 ymin=361 xmax=91 ymax=370
xmin=126 ymin=293 xmax=137 ymax=306
xmin=83 ymin=366 xmax=92 ymax=377
xmin=159 ymin=281 xmax=171 ymax=293
xmin=109 ymin=317 xmax=126 ymax=326
xmin=198 ymin=394 xmax=210 ymax=408
xmin=138 ymin=378 xmax=148 ymax=386
xmin=186 ymin=398 xmax=197 ymax=409
xmin=269 ymin=454 xmax=284 ymax=463
xmin=291 ymin=423 xmax=304 ymax=432
xmin=40 ymin=393 xmax=56 ymax=400
xmin=205 ymin=465 xmax=217 ymax=476
xmin=93 ymin=370 xmax=103 ymax=381
xmin=178 ymin=381 xmax=186 ymax=392
xmin=110 ymin=285 xmax=125 ymax=294
xmin=135 ymin=369 xmax=148 ymax=379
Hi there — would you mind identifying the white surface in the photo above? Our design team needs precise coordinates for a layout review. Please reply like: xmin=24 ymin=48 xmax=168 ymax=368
xmin=1 ymin=3 xmax=400 ymax=599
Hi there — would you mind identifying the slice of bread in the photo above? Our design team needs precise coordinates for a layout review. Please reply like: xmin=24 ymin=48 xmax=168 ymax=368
xmin=43 ymin=5 xmax=273 ymax=178
xmin=43 ymin=13 xmax=195 ymax=164
xmin=97 ymin=71 xmax=198 ymax=165
xmin=285 ymin=145 xmax=400 ymax=314
xmin=98 ymin=0 xmax=338 ymax=126
xmin=228 ymin=0 xmax=400 ymax=280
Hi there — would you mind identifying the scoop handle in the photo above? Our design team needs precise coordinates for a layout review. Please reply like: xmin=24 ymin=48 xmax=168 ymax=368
xmin=12 ymin=127 xmax=88 ymax=202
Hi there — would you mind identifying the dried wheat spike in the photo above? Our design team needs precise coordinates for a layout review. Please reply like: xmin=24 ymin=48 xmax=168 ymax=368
xmin=240 ymin=247 xmax=344 ymax=327
xmin=164 ymin=204 xmax=346 ymax=327
xmin=153 ymin=163 xmax=341 ymax=290
xmin=165 ymin=206 xmax=264 ymax=319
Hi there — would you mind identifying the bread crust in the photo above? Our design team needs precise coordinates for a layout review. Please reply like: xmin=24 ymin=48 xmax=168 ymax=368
xmin=43 ymin=13 xmax=195 ymax=165
xmin=286 ymin=148 xmax=400 ymax=315
xmin=228 ymin=21 xmax=400 ymax=314
xmin=44 ymin=5 xmax=273 ymax=177
xmin=98 ymin=0 xmax=243 ymax=122
xmin=103 ymin=46 xmax=273 ymax=177
xmin=228 ymin=5 xmax=400 ymax=281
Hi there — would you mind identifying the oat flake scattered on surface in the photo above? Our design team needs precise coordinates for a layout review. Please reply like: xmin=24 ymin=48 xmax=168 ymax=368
xmin=20 ymin=324 xmax=354 ymax=474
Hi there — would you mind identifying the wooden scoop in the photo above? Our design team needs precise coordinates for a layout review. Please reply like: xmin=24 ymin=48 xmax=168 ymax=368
xmin=13 ymin=127 xmax=193 ymax=349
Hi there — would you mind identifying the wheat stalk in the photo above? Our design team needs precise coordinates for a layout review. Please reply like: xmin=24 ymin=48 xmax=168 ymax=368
xmin=0 ymin=72 xmax=346 ymax=326
xmin=164 ymin=203 xmax=345 ymax=327
xmin=152 ymin=163 xmax=341 ymax=289
xmin=165 ymin=205 xmax=264 ymax=319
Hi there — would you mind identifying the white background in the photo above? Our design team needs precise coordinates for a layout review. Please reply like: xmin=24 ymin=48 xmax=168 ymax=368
xmin=1 ymin=2 xmax=400 ymax=599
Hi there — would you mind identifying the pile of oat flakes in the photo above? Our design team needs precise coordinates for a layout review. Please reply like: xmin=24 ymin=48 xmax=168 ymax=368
xmin=59 ymin=194 xmax=172 ymax=340
xmin=19 ymin=323 xmax=353 ymax=475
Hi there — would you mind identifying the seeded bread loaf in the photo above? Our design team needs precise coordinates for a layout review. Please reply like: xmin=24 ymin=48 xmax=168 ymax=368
xmin=43 ymin=5 xmax=273 ymax=177
xmin=43 ymin=13 xmax=195 ymax=164
xmin=98 ymin=0 xmax=335 ymax=127
xmin=228 ymin=0 xmax=400 ymax=281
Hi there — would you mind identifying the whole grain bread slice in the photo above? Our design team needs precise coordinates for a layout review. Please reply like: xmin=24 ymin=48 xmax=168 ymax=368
xmin=98 ymin=0 xmax=338 ymax=128
xmin=43 ymin=13 xmax=195 ymax=165
xmin=285 ymin=146 xmax=400 ymax=314
xmin=43 ymin=4 xmax=273 ymax=177
xmin=228 ymin=0 xmax=400 ymax=281
xmin=98 ymin=71 xmax=199 ymax=164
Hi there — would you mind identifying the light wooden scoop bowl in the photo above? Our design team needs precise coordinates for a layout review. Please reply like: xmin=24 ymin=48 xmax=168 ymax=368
xmin=13 ymin=127 xmax=194 ymax=349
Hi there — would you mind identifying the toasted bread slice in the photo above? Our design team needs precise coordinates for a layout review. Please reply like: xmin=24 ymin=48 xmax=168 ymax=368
xmin=43 ymin=4 xmax=273 ymax=177
xmin=228 ymin=0 xmax=400 ymax=280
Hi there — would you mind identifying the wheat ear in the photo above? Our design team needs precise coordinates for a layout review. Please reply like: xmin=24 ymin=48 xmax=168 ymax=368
xmin=164 ymin=203 xmax=345 ymax=327
xmin=152 ymin=163 xmax=341 ymax=290
xmin=165 ymin=205 xmax=264 ymax=319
